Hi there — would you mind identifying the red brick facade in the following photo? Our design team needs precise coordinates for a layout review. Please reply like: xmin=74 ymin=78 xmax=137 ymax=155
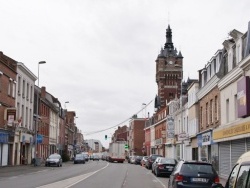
xmin=199 ymin=86 xmax=221 ymax=132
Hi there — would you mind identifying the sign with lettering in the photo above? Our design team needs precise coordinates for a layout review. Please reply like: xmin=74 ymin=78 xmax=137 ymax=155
xmin=213 ymin=121 xmax=250 ymax=140
xmin=237 ymin=76 xmax=250 ymax=117
xmin=167 ymin=115 xmax=175 ymax=138
xmin=202 ymin=132 xmax=211 ymax=145
xmin=178 ymin=132 xmax=189 ymax=141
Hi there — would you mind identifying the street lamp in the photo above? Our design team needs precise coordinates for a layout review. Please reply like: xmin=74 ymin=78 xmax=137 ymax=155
xmin=64 ymin=101 xmax=69 ymax=109
xmin=34 ymin=61 xmax=46 ymax=166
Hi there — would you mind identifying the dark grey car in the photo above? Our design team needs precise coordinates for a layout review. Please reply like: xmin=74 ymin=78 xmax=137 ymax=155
xmin=45 ymin=154 xmax=62 ymax=167
xmin=168 ymin=160 xmax=219 ymax=188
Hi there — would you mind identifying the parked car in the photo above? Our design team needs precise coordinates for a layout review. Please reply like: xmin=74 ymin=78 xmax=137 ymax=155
xmin=135 ymin=156 xmax=143 ymax=165
xmin=130 ymin=156 xmax=136 ymax=164
xmin=212 ymin=151 xmax=250 ymax=188
xmin=89 ymin=155 xmax=93 ymax=160
xmin=152 ymin=157 xmax=177 ymax=177
xmin=145 ymin=154 xmax=163 ymax=169
xmin=74 ymin=154 xmax=85 ymax=164
xmin=93 ymin=155 xmax=100 ymax=161
xmin=82 ymin=153 xmax=89 ymax=162
xmin=45 ymin=153 xmax=62 ymax=167
xmin=168 ymin=160 xmax=219 ymax=188
xmin=141 ymin=156 xmax=148 ymax=166
xmin=128 ymin=156 xmax=133 ymax=163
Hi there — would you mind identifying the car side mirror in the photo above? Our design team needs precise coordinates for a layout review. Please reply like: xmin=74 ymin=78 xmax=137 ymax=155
xmin=211 ymin=183 xmax=224 ymax=188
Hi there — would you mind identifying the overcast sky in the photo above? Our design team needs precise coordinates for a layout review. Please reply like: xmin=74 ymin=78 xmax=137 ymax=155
xmin=1 ymin=0 xmax=250 ymax=148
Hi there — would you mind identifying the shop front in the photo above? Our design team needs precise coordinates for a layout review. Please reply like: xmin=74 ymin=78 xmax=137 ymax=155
xmin=213 ymin=119 xmax=250 ymax=177
xmin=0 ymin=131 xmax=9 ymax=166
xmin=197 ymin=130 xmax=218 ymax=171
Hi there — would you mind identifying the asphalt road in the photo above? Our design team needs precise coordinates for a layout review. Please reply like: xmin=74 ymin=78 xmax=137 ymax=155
xmin=0 ymin=160 xmax=168 ymax=188
xmin=0 ymin=160 xmax=227 ymax=188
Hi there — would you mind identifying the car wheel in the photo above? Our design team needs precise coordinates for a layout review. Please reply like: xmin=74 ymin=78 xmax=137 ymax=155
xmin=168 ymin=180 xmax=171 ymax=188
xmin=155 ymin=169 xmax=159 ymax=177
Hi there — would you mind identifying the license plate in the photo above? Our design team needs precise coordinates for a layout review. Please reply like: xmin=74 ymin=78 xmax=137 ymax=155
xmin=191 ymin=178 xmax=207 ymax=182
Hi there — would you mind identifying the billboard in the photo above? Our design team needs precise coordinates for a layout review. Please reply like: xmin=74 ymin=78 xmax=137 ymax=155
xmin=167 ymin=115 xmax=175 ymax=138
xmin=237 ymin=76 xmax=250 ymax=118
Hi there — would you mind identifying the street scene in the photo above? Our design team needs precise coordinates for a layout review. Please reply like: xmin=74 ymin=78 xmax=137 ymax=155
xmin=0 ymin=160 xmax=168 ymax=188
xmin=1 ymin=1 xmax=250 ymax=188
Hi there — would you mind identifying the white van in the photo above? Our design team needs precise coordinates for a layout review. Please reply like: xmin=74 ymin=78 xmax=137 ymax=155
xmin=212 ymin=151 xmax=250 ymax=188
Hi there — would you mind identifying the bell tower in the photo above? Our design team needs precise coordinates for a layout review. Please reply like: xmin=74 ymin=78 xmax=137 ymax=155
xmin=155 ymin=25 xmax=183 ymax=110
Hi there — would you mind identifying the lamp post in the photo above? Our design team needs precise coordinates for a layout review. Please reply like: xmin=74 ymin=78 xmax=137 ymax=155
xmin=64 ymin=101 xmax=69 ymax=109
xmin=34 ymin=61 xmax=46 ymax=166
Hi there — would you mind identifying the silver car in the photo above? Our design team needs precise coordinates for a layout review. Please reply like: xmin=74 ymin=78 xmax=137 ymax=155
xmin=45 ymin=154 xmax=62 ymax=167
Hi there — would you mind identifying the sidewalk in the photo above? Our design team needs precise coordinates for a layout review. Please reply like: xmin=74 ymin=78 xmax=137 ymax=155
xmin=220 ymin=176 xmax=227 ymax=186
xmin=0 ymin=164 xmax=48 ymax=179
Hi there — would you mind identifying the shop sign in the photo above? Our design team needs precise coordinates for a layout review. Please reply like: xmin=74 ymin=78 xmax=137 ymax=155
xmin=178 ymin=132 xmax=189 ymax=141
xmin=155 ymin=138 xmax=162 ymax=145
xmin=0 ymin=132 xmax=8 ymax=143
xmin=197 ymin=134 xmax=202 ymax=147
xmin=202 ymin=132 xmax=212 ymax=145
xmin=167 ymin=115 xmax=175 ymax=138
xmin=237 ymin=76 xmax=250 ymax=118
xmin=4 ymin=108 xmax=16 ymax=126
xmin=213 ymin=121 xmax=250 ymax=140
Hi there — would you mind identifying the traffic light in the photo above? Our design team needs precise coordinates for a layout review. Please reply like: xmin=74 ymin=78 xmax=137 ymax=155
xmin=125 ymin=144 xmax=129 ymax=149
xmin=105 ymin=135 xmax=107 ymax=140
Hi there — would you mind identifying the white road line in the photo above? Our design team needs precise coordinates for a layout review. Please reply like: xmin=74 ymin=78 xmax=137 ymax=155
xmin=146 ymin=170 xmax=167 ymax=188
xmin=36 ymin=163 xmax=109 ymax=188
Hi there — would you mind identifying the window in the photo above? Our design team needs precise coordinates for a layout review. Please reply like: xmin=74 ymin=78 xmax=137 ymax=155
xmin=235 ymin=165 xmax=250 ymax=188
xmin=210 ymin=99 xmax=213 ymax=124
xmin=26 ymin=83 xmax=29 ymax=100
xmin=18 ymin=76 xmax=21 ymax=95
xmin=8 ymin=79 xmax=12 ymax=96
xmin=25 ymin=107 xmax=28 ymax=127
xmin=200 ymin=107 xmax=203 ymax=128
xmin=22 ymin=80 xmax=25 ymax=98
xmin=233 ymin=46 xmax=236 ymax=68
xmin=226 ymin=99 xmax=229 ymax=123
xmin=17 ymin=102 xmax=20 ymax=120
xmin=29 ymin=109 xmax=32 ymax=130
xmin=21 ymin=105 xmax=24 ymax=127
xmin=214 ymin=59 xmax=217 ymax=73
xmin=215 ymin=96 xmax=218 ymax=121
xmin=227 ymin=164 xmax=240 ymax=188
xmin=206 ymin=103 xmax=209 ymax=126
xmin=235 ymin=94 xmax=238 ymax=120
xmin=12 ymin=81 xmax=16 ymax=98
xmin=30 ymin=86 xmax=33 ymax=103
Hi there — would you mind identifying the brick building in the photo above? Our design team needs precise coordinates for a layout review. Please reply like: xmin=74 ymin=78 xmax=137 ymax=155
xmin=0 ymin=52 xmax=17 ymax=166
xmin=128 ymin=117 xmax=146 ymax=156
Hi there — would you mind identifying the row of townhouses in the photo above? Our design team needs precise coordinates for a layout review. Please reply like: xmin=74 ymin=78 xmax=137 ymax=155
xmin=0 ymin=53 xmax=84 ymax=166
xmin=112 ymin=21 xmax=250 ymax=178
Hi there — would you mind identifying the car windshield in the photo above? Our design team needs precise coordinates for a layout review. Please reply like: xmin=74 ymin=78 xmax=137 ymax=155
xmin=181 ymin=163 xmax=214 ymax=174
xmin=75 ymin=155 xmax=83 ymax=159
xmin=152 ymin=155 xmax=161 ymax=160
xmin=160 ymin=158 xmax=176 ymax=164
xmin=49 ymin=155 xmax=60 ymax=159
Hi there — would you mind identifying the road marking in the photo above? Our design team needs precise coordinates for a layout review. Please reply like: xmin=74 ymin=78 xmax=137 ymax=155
xmin=36 ymin=163 xmax=109 ymax=188
xmin=145 ymin=168 xmax=167 ymax=188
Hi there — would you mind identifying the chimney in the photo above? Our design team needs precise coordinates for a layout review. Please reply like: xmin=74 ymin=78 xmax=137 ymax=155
xmin=41 ymin=87 xmax=46 ymax=98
